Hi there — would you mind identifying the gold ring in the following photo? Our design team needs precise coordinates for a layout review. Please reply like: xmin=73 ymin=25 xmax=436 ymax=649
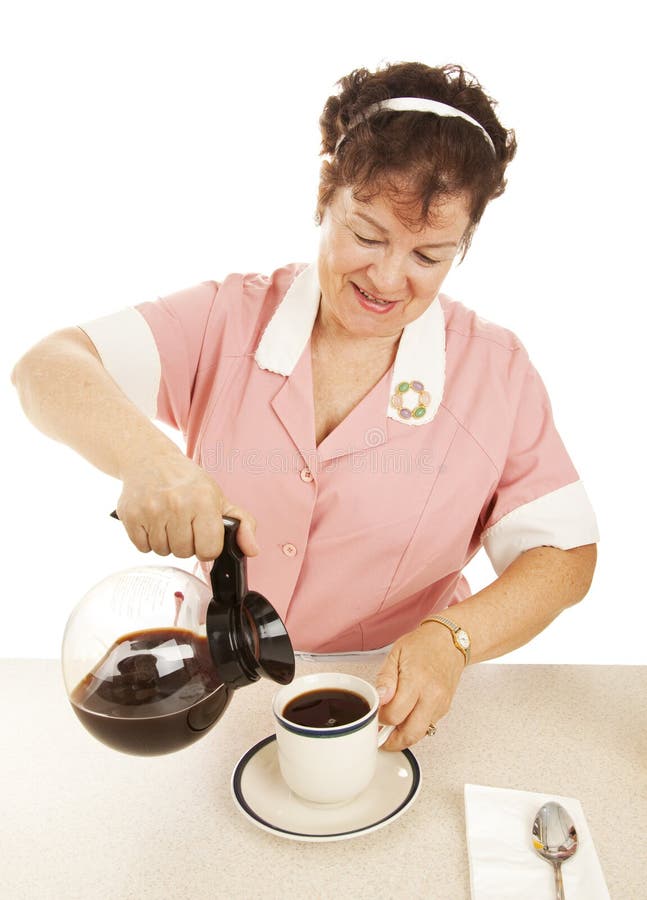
xmin=426 ymin=722 xmax=437 ymax=737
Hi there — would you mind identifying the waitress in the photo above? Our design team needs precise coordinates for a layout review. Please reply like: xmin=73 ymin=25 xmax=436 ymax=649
xmin=11 ymin=61 xmax=599 ymax=750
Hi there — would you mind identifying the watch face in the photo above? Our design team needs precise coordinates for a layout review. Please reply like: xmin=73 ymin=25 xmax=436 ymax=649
xmin=456 ymin=630 xmax=470 ymax=650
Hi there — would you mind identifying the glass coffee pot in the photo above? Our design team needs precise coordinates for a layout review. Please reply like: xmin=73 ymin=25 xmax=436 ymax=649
xmin=62 ymin=517 xmax=294 ymax=755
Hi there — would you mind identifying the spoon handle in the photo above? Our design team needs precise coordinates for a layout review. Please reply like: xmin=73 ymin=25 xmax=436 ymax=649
xmin=553 ymin=862 xmax=565 ymax=900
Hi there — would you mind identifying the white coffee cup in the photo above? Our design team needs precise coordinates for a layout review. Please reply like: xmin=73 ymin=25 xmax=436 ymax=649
xmin=272 ymin=672 xmax=395 ymax=804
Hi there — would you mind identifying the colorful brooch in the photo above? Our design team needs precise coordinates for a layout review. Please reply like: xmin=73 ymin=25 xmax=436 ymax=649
xmin=390 ymin=380 xmax=431 ymax=420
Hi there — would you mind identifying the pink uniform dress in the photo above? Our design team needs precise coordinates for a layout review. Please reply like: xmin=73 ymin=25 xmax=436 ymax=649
xmin=79 ymin=262 xmax=599 ymax=652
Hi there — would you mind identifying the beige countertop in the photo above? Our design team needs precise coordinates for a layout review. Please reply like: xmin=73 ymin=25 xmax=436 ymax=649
xmin=1 ymin=658 xmax=644 ymax=899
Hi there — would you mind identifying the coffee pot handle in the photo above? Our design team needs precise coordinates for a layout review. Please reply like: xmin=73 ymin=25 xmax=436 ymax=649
xmin=209 ymin=516 xmax=248 ymax=608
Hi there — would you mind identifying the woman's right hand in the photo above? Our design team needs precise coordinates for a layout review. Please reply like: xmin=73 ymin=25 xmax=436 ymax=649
xmin=116 ymin=451 xmax=258 ymax=561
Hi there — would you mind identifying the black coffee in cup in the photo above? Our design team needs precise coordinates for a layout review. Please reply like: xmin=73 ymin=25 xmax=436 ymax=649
xmin=282 ymin=687 xmax=371 ymax=728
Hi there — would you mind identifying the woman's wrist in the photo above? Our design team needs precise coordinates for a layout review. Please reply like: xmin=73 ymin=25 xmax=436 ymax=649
xmin=418 ymin=616 xmax=471 ymax=666
xmin=418 ymin=616 xmax=469 ymax=669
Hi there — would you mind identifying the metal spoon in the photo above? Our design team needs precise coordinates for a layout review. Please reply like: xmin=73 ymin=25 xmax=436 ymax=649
xmin=532 ymin=801 xmax=579 ymax=900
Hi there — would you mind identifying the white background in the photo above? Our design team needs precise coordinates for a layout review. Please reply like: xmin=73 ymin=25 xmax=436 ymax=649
xmin=2 ymin=1 xmax=644 ymax=661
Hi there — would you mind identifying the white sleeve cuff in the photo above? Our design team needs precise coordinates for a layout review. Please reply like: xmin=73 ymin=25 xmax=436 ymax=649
xmin=78 ymin=307 xmax=161 ymax=418
xmin=481 ymin=480 xmax=600 ymax=576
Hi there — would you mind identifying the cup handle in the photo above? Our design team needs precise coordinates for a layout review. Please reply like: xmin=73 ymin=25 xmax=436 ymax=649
xmin=377 ymin=724 xmax=395 ymax=747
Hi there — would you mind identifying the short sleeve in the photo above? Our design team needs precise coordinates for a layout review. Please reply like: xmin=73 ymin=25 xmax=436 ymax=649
xmin=78 ymin=281 xmax=218 ymax=434
xmin=480 ymin=360 xmax=599 ymax=575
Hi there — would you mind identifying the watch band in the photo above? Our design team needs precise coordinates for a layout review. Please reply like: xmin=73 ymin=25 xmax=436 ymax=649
xmin=420 ymin=614 xmax=471 ymax=665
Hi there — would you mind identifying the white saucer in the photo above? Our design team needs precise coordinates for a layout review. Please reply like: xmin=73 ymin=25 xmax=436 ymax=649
xmin=231 ymin=734 xmax=421 ymax=842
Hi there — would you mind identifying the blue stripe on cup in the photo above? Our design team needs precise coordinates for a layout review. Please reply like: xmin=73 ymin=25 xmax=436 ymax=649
xmin=275 ymin=706 xmax=378 ymax=738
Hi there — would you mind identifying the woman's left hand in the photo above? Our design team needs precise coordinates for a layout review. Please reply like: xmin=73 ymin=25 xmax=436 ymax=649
xmin=375 ymin=623 xmax=466 ymax=750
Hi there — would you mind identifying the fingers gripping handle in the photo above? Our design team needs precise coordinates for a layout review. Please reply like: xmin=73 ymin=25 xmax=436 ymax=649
xmin=110 ymin=510 xmax=246 ymax=606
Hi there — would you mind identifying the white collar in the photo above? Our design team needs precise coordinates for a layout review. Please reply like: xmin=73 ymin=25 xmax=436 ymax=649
xmin=254 ymin=263 xmax=446 ymax=425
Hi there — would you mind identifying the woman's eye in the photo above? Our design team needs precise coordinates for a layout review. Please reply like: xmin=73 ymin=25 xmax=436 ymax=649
xmin=351 ymin=229 xmax=440 ymax=265
xmin=353 ymin=232 xmax=381 ymax=246
xmin=416 ymin=252 xmax=441 ymax=266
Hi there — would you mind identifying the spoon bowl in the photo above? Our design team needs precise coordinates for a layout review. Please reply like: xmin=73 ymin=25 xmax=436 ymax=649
xmin=532 ymin=801 xmax=578 ymax=899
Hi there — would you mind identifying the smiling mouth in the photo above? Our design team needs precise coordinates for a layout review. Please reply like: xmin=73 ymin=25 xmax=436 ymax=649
xmin=353 ymin=283 xmax=398 ymax=306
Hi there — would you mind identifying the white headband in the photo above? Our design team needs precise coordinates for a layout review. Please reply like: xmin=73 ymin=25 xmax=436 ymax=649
xmin=334 ymin=96 xmax=496 ymax=155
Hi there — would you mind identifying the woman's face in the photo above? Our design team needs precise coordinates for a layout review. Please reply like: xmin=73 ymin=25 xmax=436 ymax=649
xmin=317 ymin=186 xmax=471 ymax=341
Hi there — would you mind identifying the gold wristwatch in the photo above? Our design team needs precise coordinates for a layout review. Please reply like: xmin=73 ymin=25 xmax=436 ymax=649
xmin=420 ymin=614 xmax=471 ymax=665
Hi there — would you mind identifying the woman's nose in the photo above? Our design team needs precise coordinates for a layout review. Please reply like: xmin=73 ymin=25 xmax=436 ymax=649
xmin=368 ymin=252 xmax=408 ymax=297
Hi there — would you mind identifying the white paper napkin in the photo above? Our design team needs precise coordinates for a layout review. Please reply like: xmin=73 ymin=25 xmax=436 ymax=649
xmin=464 ymin=784 xmax=610 ymax=899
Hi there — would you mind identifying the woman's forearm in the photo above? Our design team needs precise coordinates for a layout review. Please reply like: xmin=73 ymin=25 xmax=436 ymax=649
xmin=11 ymin=328 xmax=184 ymax=480
xmin=422 ymin=544 xmax=598 ymax=664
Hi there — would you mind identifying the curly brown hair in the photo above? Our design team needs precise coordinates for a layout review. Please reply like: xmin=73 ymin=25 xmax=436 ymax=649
xmin=316 ymin=62 xmax=517 ymax=255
